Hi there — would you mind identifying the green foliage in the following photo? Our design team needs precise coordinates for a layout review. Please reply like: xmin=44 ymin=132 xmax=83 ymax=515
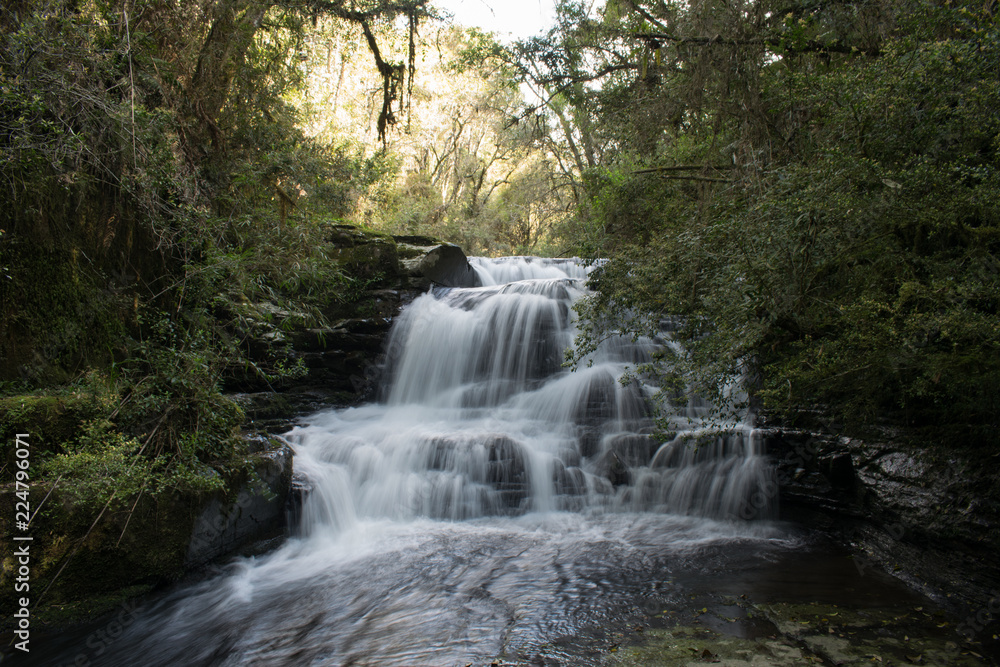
xmin=0 ymin=0 xmax=429 ymax=516
xmin=42 ymin=420 xmax=154 ymax=510
xmin=555 ymin=0 xmax=1000 ymax=443
xmin=326 ymin=25 xmax=578 ymax=256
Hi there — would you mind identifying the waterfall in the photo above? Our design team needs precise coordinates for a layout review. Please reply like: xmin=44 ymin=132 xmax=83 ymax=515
xmin=33 ymin=256 xmax=788 ymax=667
xmin=288 ymin=256 xmax=776 ymax=531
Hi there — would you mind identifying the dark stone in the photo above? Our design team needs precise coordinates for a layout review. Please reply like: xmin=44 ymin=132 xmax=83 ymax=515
xmin=595 ymin=451 xmax=630 ymax=487
xmin=552 ymin=460 xmax=588 ymax=495
xmin=403 ymin=244 xmax=481 ymax=288
xmin=289 ymin=322 xmax=390 ymax=355
xmin=326 ymin=223 xmax=365 ymax=246
xmin=286 ymin=471 xmax=313 ymax=532
xmin=186 ymin=438 xmax=293 ymax=566
xmin=574 ymin=371 xmax=619 ymax=425
xmin=485 ymin=436 xmax=528 ymax=509
xmin=577 ymin=427 xmax=602 ymax=458
xmin=762 ymin=423 xmax=1000 ymax=617
xmin=392 ymin=234 xmax=444 ymax=246
xmin=822 ymin=452 xmax=855 ymax=489
xmin=605 ymin=433 xmax=659 ymax=467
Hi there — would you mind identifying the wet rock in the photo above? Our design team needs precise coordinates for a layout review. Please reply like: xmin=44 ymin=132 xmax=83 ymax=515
xmin=289 ymin=320 xmax=392 ymax=355
xmin=577 ymin=428 xmax=603 ymax=459
xmin=485 ymin=436 xmax=528 ymax=510
xmin=574 ymin=371 xmax=619 ymax=426
xmin=186 ymin=438 xmax=293 ymax=566
xmin=589 ymin=434 xmax=658 ymax=487
xmin=607 ymin=433 xmax=660 ymax=467
xmin=0 ymin=435 xmax=294 ymax=618
xmin=607 ymin=602 xmax=985 ymax=667
xmin=552 ymin=460 xmax=588 ymax=495
xmin=763 ymin=425 xmax=1000 ymax=618
xmin=823 ymin=452 xmax=856 ymax=489
xmin=401 ymin=243 xmax=481 ymax=288
xmin=225 ymin=225 xmax=479 ymax=405
xmin=596 ymin=451 xmax=631 ymax=487
xmin=392 ymin=233 xmax=444 ymax=247
xmin=286 ymin=471 xmax=313 ymax=531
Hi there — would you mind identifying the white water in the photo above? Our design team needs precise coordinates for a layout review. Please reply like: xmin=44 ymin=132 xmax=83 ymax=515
xmin=46 ymin=257 xmax=787 ymax=667
xmin=294 ymin=256 xmax=776 ymax=529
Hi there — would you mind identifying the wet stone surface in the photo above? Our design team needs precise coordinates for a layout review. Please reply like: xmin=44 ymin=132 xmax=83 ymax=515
xmin=492 ymin=538 xmax=999 ymax=667
xmin=602 ymin=602 xmax=989 ymax=666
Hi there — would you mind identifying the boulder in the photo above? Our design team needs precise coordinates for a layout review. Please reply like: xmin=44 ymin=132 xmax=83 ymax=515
xmin=186 ymin=438 xmax=293 ymax=566
xmin=762 ymin=425 xmax=1000 ymax=616
xmin=402 ymin=243 xmax=481 ymax=288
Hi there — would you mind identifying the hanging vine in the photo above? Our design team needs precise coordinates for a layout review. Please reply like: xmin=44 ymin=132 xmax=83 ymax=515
xmin=360 ymin=19 xmax=406 ymax=144
xmin=406 ymin=8 xmax=417 ymax=132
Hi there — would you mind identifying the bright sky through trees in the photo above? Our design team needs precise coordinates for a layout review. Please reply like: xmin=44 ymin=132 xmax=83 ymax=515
xmin=433 ymin=0 xmax=558 ymax=40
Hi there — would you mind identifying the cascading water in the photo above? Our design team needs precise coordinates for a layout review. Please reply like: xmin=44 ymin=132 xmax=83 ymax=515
xmin=295 ymin=255 xmax=776 ymax=529
xmin=38 ymin=257 xmax=791 ymax=667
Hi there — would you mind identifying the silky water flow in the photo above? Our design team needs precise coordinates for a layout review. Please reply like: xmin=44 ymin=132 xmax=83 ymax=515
xmin=37 ymin=257 xmax=798 ymax=666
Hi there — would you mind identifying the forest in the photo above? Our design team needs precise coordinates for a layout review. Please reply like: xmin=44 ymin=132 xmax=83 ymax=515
xmin=1 ymin=0 xmax=999 ymax=660
xmin=3 ymin=0 xmax=997 ymax=485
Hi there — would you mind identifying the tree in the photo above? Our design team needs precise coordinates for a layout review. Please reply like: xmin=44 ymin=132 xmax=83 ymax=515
xmin=296 ymin=23 xmax=576 ymax=255
xmin=0 ymin=0 xmax=432 ymax=503
xmin=525 ymin=0 xmax=999 ymax=441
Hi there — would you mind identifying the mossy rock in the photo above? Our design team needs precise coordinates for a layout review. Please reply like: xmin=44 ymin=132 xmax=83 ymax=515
xmin=606 ymin=603 xmax=984 ymax=666
xmin=0 ymin=393 xmax=111 ymax=467
xmin=324 ymin=222 xmax=396 ymax=248
xmin=0 ymin=483 xmax=197 ymax=620
xmin=327 ymin=239 xmax=400 ymax=285
xmin=320 ymin=222 xmax=403 ymax=286
xmin=231 ymin=392 xmax=295 ymax=421
xmin=392 ymin=234 xmax=444 ymax=246
xmin=606 ymin=625 xmax=809 ymax=666
xmin=0 ymin=439 xmax=292 ymax=628
xmin=396 ymin=242 xmax=433 ymax=260
xmin=0 ymin=245 xmax=133 ymax=384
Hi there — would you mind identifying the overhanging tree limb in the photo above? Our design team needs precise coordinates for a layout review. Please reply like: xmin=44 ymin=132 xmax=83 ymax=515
xmin=634 ymin=165 xmax=735 ymax=172
xmin=360 ymin=19 xmax=403 ymax=143
xmin=279 ymin=0 xmax=431 ymax=22
xmin=634 ymin=172 xmax=732 ymax=182
xmin=632 ymin=32 xmax=880 ymax=56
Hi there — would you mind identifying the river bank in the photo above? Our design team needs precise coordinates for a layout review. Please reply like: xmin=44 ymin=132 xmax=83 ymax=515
xmin=3 ymin=251 xmax=999 ymax=666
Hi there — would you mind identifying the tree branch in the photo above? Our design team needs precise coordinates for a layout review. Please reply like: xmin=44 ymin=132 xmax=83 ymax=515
xmin=635 ymin=164 xmax=735 ymax=172
xmin=281 ymin=0 xmax=431 ymax=23
xmin=632 ymin=32 xmax=879 ymax=57
xmin=633 ymin=170 xmax=732 ymax=182
xmin=361 ymin=19 xmax=403 ymax=143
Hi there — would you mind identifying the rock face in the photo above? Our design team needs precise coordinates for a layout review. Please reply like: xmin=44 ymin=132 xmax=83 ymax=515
xmin=186 ymin=437 xmax=293 ymax=566
xmin=763 ymin=426 xmax=1000 ymax=620
xmin=188 ymin=228 xmax=482 ymax=586
xmin=203 ymin=229 xmax=483 ymax=569
xmin=400 ymin=243 xmax=481 ymax=288
xmin=228 ymin=225 xmax=481 ymax=420
xmin=0 ymin=436 xmax=293 ymax=618
xmin=0 ymin=227 xmax=481 ymax=622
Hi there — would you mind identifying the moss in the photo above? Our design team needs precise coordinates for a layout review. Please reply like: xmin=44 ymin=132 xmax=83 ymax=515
xmin=232 ymin=392 xmax=294 ymax=421
xmin=0 ymin=245 xmax=133 ymax=384
xmin=0 ymin=435 xmax=291 ymax=628
xmin=0 ymin=392 xmax=113 ymax=468
xmin=327 ymin=238 xmax=400 ymax=285
xmin=395 ymin=243 xmax=429 ymax=260
xmin=324 ymin=222 xmax=396 ymax=248
xmin=606 ymin=626 xmax=808 ymax=666
xmin=606 ymin=603 xmax=985 ymax=666
xmin=0 ymin=481 xmax=199 ymax=621
xmin=392 ymin=234 xmax=445 ymax=247
xmin=30 ymin=584 xmax=155 ymax=629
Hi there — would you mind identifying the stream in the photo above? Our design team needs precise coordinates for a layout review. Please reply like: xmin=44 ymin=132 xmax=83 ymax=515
xmin=21 ymin=257 xmax=990 ymax=666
